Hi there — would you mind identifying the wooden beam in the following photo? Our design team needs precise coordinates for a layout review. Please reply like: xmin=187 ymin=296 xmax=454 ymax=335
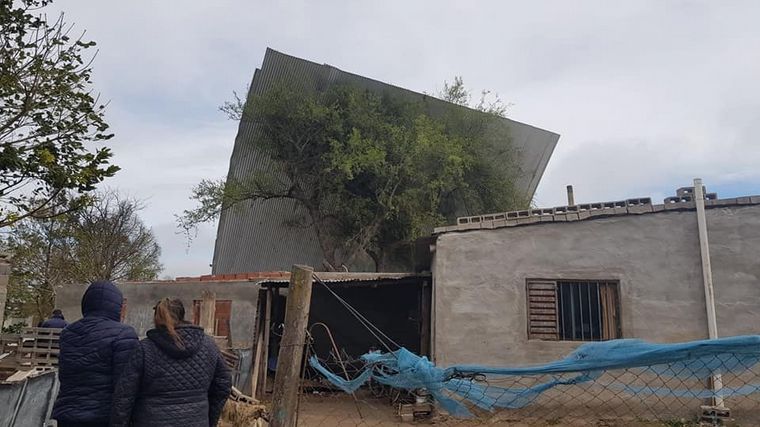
xmin=200 ymin=290 xmax=216 ymax=335
xmin=270 ymin=265 xmax=314 ymax=427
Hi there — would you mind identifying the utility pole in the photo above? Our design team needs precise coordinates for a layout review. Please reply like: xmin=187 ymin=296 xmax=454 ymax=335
xmin=270 ymin=265 xmax=314 ymax=427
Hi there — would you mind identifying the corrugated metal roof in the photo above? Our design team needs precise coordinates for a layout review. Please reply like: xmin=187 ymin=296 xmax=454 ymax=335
xmin=122 ymin=271 xmax=427 ymax=286
xmin=213 ymin=48 xmax=560 ymax=274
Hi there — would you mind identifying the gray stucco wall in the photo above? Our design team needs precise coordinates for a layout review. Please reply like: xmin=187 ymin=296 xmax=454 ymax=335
xmin=432 ymin=204 xmax=760 ymax=367
xmin=55 ymin=281 xmax=260 ymax=348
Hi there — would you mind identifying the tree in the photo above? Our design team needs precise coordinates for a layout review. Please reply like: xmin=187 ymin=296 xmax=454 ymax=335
xmin=3 ymin=191 xmax=162 ymax=320
xmin=0 ymin=0 xmax=118 ymax=228
xmin=180 ymin=79 xmax=526 ymax=271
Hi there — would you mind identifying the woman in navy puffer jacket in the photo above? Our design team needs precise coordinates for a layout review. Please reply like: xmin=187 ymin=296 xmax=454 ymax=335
xmin=52 ymin=280 xmax=138 ymax=427
xmin=110 ymin=298 xmax=231 ymax=427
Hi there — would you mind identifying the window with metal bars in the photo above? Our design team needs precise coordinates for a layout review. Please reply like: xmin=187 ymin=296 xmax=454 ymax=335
xmin=526 ymin=279 xmax=621 ymax=341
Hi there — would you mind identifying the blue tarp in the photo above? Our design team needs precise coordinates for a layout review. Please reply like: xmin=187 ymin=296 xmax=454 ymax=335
xmin=309 ymin=335 xmax=760 ymax=418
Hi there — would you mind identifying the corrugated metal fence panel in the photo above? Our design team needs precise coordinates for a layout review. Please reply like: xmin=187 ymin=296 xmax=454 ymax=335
xmin=213 ymin=48 xmax=560 ymax=274
xmin=0 ymin=371 xmax=57 ymax=427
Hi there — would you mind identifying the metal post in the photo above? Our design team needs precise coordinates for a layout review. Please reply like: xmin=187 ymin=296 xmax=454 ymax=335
xmin=694 ymin=178 xmax=724 ymax=407
xmin=270 ymin=265 xmax=314 ymax=427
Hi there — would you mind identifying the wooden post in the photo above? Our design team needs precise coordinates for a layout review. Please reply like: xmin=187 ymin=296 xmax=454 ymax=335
xmin=270 ymin=265 xmax=314 ymax=427
xmin=246 ymin=289 xmax=266 ymax=396
xmin=200 ymin=290 xmax=216 ymax=335
xmin=259 ymin=288 xmax=273 ymax=399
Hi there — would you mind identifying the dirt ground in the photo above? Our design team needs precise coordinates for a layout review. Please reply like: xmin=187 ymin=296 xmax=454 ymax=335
xmin=219 ymin=393 xmax=713 ymax=427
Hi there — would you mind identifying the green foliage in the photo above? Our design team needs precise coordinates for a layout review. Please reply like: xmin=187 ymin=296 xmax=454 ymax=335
xmin=0 ymin=0 xmax=117 ymax=228
xmin=3 ymin=191 xmax=162 ymax=319
xmin=182 ymin=79 xmax=526 ymax=270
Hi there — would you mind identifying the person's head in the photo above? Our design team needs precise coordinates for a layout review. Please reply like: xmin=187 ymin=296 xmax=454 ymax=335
xmin=51 ymin=309 xmax=63 ymax=318
xmin=154 ymin=298 xmax=186 ymax=347
xmin=81 ymin=280 xmax=123 ymax=321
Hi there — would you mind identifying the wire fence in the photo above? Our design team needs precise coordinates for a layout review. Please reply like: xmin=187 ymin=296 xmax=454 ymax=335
xmin=295 ymin=346 xmax=760 ymax=426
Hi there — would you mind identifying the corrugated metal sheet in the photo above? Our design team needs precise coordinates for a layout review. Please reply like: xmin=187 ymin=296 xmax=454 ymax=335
xmin=213 ymin=48 xmax=560 ymax=274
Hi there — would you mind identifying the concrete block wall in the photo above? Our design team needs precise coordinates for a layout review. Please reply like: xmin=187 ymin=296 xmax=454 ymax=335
xmin=432 ymin=204 xmax=760 ymax=367
xmin=55 ymin=280 xmax=261 ymax=348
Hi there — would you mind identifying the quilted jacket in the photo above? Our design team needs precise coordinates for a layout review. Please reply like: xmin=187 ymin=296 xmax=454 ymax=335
xmin=41 ymin=313 xmax=68 ymax=328
xmin=52 ymin=281 xmax=138 ymax=424
xmin=110 ymin=324 xmax=232 ymax=427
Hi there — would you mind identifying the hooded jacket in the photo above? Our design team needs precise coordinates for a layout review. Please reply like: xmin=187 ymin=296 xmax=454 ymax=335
xmin=52 ymin=281 xmax=138 ymax=424
xmin=110 ymin=324 xmax=232 ymax=427
xmin=41 ymin=312 xmax=68 ymax=329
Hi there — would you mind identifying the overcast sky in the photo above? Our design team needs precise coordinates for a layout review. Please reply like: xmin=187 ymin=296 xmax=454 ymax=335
xmin=45 ymin=1 xmax=760 ymax=278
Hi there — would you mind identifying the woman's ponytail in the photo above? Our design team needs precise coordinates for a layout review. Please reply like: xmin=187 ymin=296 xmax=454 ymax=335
xmin=154 ymin=298 xmax=185 ymax=348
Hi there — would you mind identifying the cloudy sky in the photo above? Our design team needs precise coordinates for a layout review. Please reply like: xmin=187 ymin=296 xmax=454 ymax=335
xmin=45 ymin=1 xmax=760 ymax=278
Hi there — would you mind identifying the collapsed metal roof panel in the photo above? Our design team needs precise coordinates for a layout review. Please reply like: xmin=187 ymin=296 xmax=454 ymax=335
xmin=212 ymin=48 xmax=560 ymax=274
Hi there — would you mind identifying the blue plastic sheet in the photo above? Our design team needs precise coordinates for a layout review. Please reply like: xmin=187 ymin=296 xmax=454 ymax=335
xmin=309 ymin=335 xmax=760 ymax=418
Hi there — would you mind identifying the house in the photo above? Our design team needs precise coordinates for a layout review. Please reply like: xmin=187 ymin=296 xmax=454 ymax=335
xmin=212 ymin=48 xmax=560 ymax=274
xmin=430 ymin=186 xmax=760 ymax=367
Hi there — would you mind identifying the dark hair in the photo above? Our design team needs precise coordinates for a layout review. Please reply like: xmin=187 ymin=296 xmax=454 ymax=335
xmin=154 ymin=298 xmax=186 ymax=348
xmin=52 ymin=309 xmax=63 ymax=316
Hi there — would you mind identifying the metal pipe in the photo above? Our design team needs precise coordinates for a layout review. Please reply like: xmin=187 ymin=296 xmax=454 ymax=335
xmin=694 ymin=178 xmax=724 ymax=407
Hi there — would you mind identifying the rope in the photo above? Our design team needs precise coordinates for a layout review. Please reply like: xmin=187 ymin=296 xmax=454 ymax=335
xmin=312 ymin=273 xmax=401 ymax=353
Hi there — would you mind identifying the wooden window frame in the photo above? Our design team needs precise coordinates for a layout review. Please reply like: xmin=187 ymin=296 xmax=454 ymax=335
xmin=526 ymin=279 xmax=621 ymax=342
xmin=192 ymin=299 xmax=233 ymax=337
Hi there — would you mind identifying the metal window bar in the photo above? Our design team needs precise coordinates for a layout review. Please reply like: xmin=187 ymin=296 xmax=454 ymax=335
xmin=557 ymin=281 xmax=619 ymax=342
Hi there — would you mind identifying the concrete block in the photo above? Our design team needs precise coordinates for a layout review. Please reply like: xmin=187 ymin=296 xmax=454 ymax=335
xmin=565 ymin=212 xmax=580 ymax=221
xmin=709 ymin=198 xmax=738 ymax=207
xmin=664 ymin=196 xmax=682 ymax=204
xmin=506 ymin=211 xmax=519 ymax=219
xmin=589 ymin=209 xmax=609 ymax=217
xmin=628 ymin=204 xmax=653 ymax=214
xmin=540 ymin=215 xmax=556 ymax=222
xmin=517 ymin=216 xmax=539 ymax=225
xmin=553 ymin=213 xmax=568 ymax=222
xmin=517 ymin=210 xmax=531 ymax=218
xmin=433 ymin=226 xmax=448 ymax=234
xmin=676 ymin=187 xmax=694 ymax=198
xmin=504 ymin=219 xmax=519 ymax=227
xmin=492 ymin=219 xmax=508 ymax=228
xmin=553 ymin=206 xmax=568 ymax=214
xmin=460 ymin=222 xmax=481 ymax=230
xmin=736 ymin=196 xmax=752 ymax=205
xmin=612 ymin=207 xmax=629 ymax=215
xmin=750 ymin=196 xmax=760 ymax=204
xmin=652 ymin=204 xmax=665 ymax=213
xmin=480 ymin=220 xmax=495 ymax=229
xmin=578 ymin=211 xmax=591 ymax=220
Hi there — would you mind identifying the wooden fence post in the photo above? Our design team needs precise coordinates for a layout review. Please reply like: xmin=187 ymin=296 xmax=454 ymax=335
xmin=270 ymin=265 xmax=313 ymax=427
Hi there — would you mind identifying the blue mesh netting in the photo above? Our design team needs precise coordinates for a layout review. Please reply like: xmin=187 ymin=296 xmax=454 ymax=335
xmin=309 ymin=335 xmax=760 ymax=418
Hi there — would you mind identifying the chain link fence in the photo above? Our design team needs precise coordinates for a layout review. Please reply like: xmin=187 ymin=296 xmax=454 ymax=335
xmin=295 ymin=346 xmax=760 ymax=426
